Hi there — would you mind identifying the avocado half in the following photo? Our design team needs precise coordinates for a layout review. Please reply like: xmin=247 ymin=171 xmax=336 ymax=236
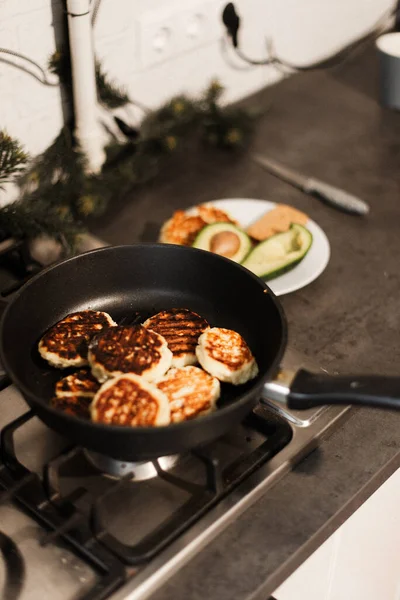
xmin=242 ymin=223 xmax=313 ymax=280
xmin=192 ymin=222 xmax=252 ymax=263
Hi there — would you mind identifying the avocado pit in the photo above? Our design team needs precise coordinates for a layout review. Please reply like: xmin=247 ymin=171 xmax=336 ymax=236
xmin=210 ymin=231 xmax=241 ymax=258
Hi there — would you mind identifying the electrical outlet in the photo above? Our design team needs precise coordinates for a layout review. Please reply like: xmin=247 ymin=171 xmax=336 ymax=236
xmin=138 ymin=2 xmax=222 ymax=70
xmin=179 ymin=2 xmax=222 ymax=53
xmin=138 ymin=8 xmax=181 ymax=69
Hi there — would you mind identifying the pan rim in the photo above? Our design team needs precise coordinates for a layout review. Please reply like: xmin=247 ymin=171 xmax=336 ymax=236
xmin=0 ymin=243 xmax=288 ymax=435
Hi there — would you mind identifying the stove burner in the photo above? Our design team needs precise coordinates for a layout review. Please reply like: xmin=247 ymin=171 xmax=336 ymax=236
xmin=84 ymin=450 xmax=179 ymax=480
xmin=0 ymin=530 xmax=25 ymax=600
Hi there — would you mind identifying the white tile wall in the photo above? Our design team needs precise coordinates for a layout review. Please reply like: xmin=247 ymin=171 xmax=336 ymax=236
xmin=275 ymin=467 xmax=400 ymax=600
xmin=0 ymin=0 xmax=394 ymax=202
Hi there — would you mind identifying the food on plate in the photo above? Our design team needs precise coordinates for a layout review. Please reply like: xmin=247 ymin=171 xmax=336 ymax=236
xmin=196 ymin=327 xmax=258 ymax=385
xmin=157 ymin=366 xmax=220 ymax=422
xmin=158 ymin=201 xmax=313 ymax=283
xmin=159 ymin=204 xmax=236 ymax=246
xmin=55 ymin=368 xmax=100 ymax=397
xmin=242 ymin=224 xmax=313 ymax=280
xmin=91 ymin=373 xmax=171 ymax=426
xmin=38 ymin=310 xmax=117 ymax=369
xmin=246 ymin=204 xmax=309 ymax=241
xmin=196 ymin=204 xmax=237 ymax=225
xmin=51 ymin=395 xmax=93 ymax=419
xmin=88 ymin=325 xmax=172 ymax=383
xmin=159 ymin=211 xmax=206 ymax=246
xmin=192 ymin=223 xmax=252 ymax=262
xmin=143 ymin=308 xmax=209 ymax=367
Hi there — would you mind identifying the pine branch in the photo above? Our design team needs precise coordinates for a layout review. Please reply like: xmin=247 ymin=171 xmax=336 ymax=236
xmin=0 ymin=201 xmax=84 ymax=250
xmin=4 ymin=78 xmax=255 ymax=251
xmin=48 ymin=50 xmax=71 ymax=87
xmin=95 ymin=60 xmax=130 ymax=108
xmin=48 ymin=51 xmax=131 ymax=109
xmin=0 ymin=130 xmax=29 ymax=189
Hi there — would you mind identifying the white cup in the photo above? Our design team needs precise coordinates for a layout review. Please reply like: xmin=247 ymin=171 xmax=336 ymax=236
xmin=376 ymin=32 xmax=400 ymax=110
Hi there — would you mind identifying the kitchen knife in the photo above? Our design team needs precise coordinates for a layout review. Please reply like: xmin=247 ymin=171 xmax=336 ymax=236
xmin=252 ymin=153 xmax=370 ymax=216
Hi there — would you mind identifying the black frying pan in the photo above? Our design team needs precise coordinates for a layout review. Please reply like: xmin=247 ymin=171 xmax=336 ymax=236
xmin=1 ymin=244 xmax=399 ymax=462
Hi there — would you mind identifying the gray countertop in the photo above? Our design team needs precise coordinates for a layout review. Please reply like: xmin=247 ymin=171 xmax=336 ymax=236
xmin=92 ymin=47 xmax=400 ymax=599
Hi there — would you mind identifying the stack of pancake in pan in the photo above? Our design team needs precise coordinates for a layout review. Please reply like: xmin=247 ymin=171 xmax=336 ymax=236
xmin=38 ymin=307 xmax=258 ymax=427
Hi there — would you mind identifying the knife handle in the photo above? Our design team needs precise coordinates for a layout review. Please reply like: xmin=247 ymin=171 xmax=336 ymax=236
xmin=305 ymin=178 xmax=369 ymax=215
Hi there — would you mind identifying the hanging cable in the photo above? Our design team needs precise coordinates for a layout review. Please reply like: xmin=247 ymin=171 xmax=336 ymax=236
xmin=0 ymin=0 xmax=101 ymax=86
xmin=222 ymin=2 xmax=397 ymax=72
xmin=0 ymin=1 xmax=149 ymax=116
xmin=0 ymin=48 xmax=59 ymax=86
xmin=91 ymin=0 xmax=103 ymax=26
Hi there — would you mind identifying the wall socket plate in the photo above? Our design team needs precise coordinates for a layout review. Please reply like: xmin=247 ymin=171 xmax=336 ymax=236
xmin=138 ymin=1 xmax=222 ymax=69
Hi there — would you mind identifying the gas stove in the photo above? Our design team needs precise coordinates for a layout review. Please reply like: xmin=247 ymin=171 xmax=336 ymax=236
xmin=0 ymin=235 xmax=350 ymax=600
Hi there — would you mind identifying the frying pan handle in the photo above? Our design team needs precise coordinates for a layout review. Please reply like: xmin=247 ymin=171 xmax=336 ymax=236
xmin=264 ymin=369 xmax=400 ymax=411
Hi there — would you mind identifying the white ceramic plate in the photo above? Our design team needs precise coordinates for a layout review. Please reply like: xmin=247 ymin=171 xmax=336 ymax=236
xmin=188 ymin=198 xmax=330 ymax=296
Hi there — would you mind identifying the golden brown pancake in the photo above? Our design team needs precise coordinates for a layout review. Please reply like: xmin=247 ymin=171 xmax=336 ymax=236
xmin=91 ymin=374 xmax=170 ymax=426
xmin=55 ymin=369 xmax=100 ymax=397
xmin=51 ymin=395 xmax=92 ymax=419
xmin=143 ymin=308 xmax=209 ymax=367
xmin=157 ymin=366 xmax=220 ymax=422
xmin=88 ymin=325 xmax=172 ymax=383
xmin=39 ymin=310 xmax=117 ymax=368
xmin=196 ymin=327 xmax=259 ymax=385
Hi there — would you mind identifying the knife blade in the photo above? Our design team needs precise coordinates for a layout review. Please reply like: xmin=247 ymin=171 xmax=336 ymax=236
xmin=252 ymin=153 xmax=370 ymax=216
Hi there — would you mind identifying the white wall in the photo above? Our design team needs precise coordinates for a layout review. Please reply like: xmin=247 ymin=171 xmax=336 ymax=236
xmin=0 ymin=0 xmax=394 ymax=163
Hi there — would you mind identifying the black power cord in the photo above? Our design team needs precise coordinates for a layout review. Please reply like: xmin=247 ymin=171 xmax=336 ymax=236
xmin=222 ymin=3 xmax=240 ymax=48
xmin=222 ymin=1 xmax=397 ymax=72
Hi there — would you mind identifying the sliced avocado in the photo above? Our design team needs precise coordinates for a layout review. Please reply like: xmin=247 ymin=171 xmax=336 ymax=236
xmin=192 ymin=222 xmax=252 ymax=263
xmin=242 ymin=224 xmax=313 ymax=280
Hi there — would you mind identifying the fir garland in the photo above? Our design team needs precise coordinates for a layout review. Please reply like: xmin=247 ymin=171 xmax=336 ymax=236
xmin=0 ymin=202 xmax=82 ymax=249
xmin=48 ymin=50 xmax=131 ymax=109
xmin=0 ymin=53 xmax=257 ymax=250
xmin=0 ymin=130 xmax=29 ymax=189
xmin=19 ymin=78 xmax=255 ymax=226
xmin=95 ymin=60 xmax=131 ymax=109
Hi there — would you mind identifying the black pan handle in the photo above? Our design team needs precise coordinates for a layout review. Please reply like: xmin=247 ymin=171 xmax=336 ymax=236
xmin=264 ymin=369 xmax=400 ymax=411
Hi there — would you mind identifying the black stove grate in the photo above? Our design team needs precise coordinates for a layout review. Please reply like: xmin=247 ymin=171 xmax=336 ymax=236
xmin=0 ymin=407 xmax=292 ymax=596
xmin=0 ymin=529 xmax=25 ymax=600
xmin=0 ymin=411 xmax=127 ymax=600
xmin=89 ymin=410 xmax=292 ymax=565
